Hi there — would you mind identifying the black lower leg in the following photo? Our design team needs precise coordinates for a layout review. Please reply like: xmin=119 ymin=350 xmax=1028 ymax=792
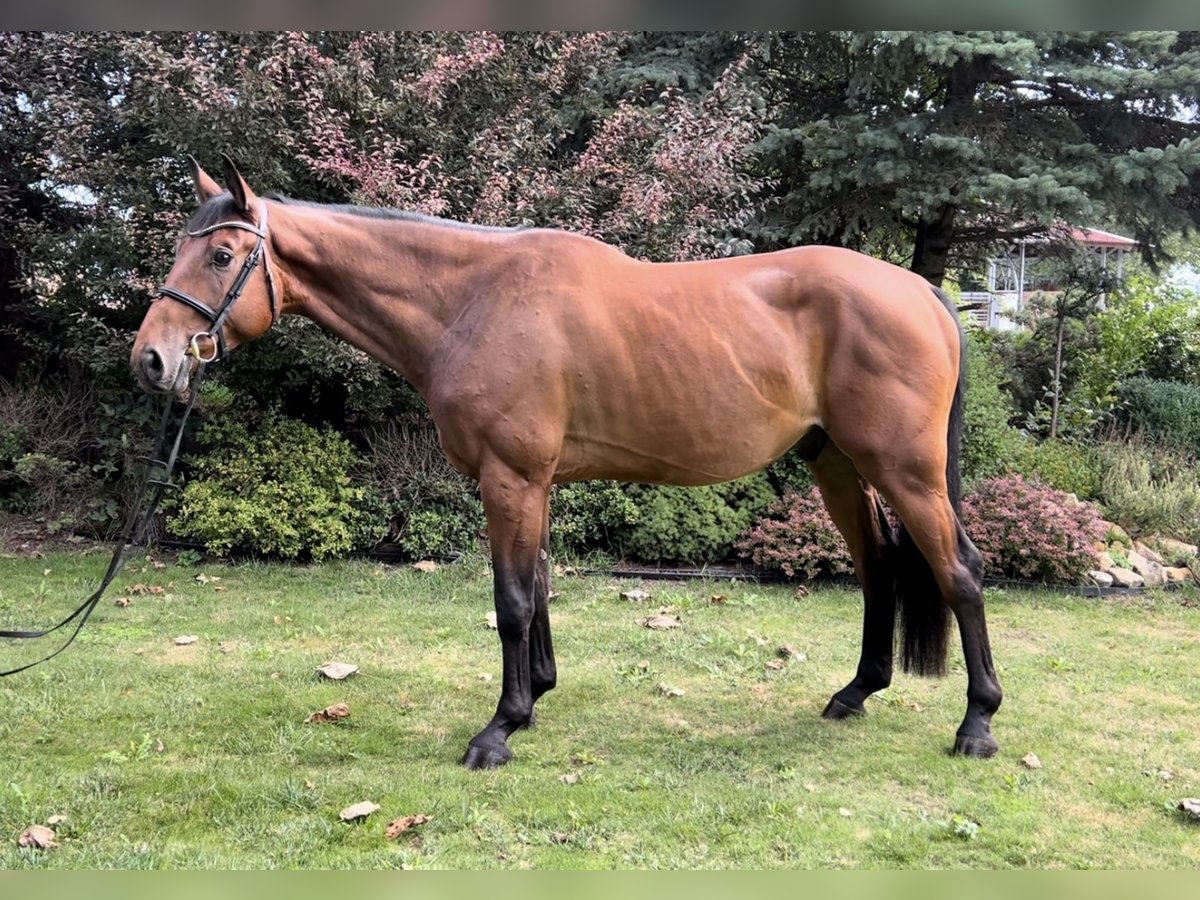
xmin=823 ymin=532 xmax=896 ymax=719
xmin=463 ymin=570 xmax=535 ymax=770
xmin=948 ymin=532 xmax=1003 ymax=757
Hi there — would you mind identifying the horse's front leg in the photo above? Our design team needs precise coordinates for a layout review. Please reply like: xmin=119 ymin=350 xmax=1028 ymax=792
xmin=461 ymin=462 xmax=550 ymax=770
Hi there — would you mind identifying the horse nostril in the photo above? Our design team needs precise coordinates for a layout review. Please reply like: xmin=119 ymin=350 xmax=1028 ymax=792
xmin=142 ymin=348 xmax=164 ymax=382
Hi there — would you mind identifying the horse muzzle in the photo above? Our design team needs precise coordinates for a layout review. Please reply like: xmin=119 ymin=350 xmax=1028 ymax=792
xmin=132 ymin=344 xmax=194 ymax=399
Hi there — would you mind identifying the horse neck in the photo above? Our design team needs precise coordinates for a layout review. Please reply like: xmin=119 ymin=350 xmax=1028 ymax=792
xmin=267 ymin=203 xmax=504 ymax=392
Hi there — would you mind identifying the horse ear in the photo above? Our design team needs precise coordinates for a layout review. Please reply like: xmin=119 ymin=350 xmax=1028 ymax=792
xmin=220 ymin=152 xmax=257 ymax=214
xmin=188 ymin=156 xmax=223 ymax=202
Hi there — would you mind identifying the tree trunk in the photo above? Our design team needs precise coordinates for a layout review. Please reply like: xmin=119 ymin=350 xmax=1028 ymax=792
xmin=911 ymin=60 xmax=979 ymax=287
xmin=911 ymin=205 xmax=957 ymax=286
xmin=1049 ymin=307 xmax=1066 ymax=440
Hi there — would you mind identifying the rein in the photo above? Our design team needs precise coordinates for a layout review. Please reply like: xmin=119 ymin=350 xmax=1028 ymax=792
xmin=0 ymin=201 xmax=275 ymax=677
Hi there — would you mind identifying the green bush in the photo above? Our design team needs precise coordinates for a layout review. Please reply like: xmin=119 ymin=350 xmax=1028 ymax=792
xmin=1014 ymin=439 xmax=1102 ymax=501
xmin=961 ymin=330 xmax=1030 ymax=483
xmin=551 ymin=481 xmax=640 ymax=557
xmin=1115 ymin=376 xmax=1200 ymax=452
xmin=616 ymin=473 xmax=777 ymax=564
xmin=172 ymin=411 xmax=382 ymax=559
xmin=366 ymin=423 xmax=483 ymax=559
xmin=1093 ymin=436 xmax=1200 ymax=542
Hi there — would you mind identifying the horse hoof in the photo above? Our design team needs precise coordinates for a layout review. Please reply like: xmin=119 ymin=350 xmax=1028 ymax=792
xmin=461 ymin=742 xmax=513 ymax=770
xmin=821 ymin=697 xmax=865 ymax=720
xmin=952 ymin=732 xmax=999 ymax=758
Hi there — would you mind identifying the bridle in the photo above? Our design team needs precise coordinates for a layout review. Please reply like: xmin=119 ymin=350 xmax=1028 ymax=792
xmin=152 ymin=198 xmax=279 ymax=362
xmin=0 ymin=198 xmax=280 ymax=676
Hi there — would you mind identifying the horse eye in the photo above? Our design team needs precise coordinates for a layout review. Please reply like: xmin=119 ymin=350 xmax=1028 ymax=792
xmin=213 ymin=249 xmax=234 ymax=267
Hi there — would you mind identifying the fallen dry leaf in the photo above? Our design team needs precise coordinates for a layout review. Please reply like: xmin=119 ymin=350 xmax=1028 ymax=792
xmin=315 ymin=661 xmax=359 ymax=680
xmin=213 ymin=585 xmax=228 ymax=592
xmin=777 ymin=644 xmax=806 ymax=661
xmin=547 ymin=591 xmax=560 ymax=603
xmin=639 ymin=614 xmax=682 ymax=630
xmin=218 ymin=641 xmax=235 ymax=654
xmin=385 ymin=814 xmax=432 ymax=839
xmin=339 ymin=800 xmax=380 ymax=822
xmin=484 ymin=611 xmax=498 ymax=630
xmin=559 ymin=773 xmax=580 ymax=785
xmin=412 ymin=560 xmax=439 ymax=573
xmin=129 ymin=584 xmax=164 ymax=596
xmin=553 ymin=564 xmax=578 ymax=577
xmin=114 ymin=597 xmax=132 ymax=608
xmin=709 ymin=594 xmax=728 ymax=605
xmin=793 ymin=586 xmax=810 ymax=600
xmin=174 ymin=635 xmax=198 ymax=646
xmin=1178 ymin=798 xmax=1200 ymax=820
xmin=17 ymin=824 xmax=57 ymax=849
xmin=765 ymin=659 xmax=784 ymax=671
xmin=551 ymin=831 xmax=570 ymax=844
xmin=839 ymin=807 xmax=853 ymax=818
xmin=155 ymin=738 xmax=165 ymax=753
xmin=620 ymin=589 xmax=651 ymax=603
xmin=1022 ymin=752 xmax=1043 ymax=770
xmin=305 ymin=702 xmax=351 ymax=725
xmin=477 ymin=673 xmax=493 ymax=682
xmin=46 ymin=815 xmax=67 ymax=826
xmin=656 ymin=682 xmax=685 ymax=697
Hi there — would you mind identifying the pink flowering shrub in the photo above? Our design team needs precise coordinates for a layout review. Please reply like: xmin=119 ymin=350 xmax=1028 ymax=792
xmin=738 ymin=477 xmax=1106 ymax=585
xmin=961 ymin=475 xmax=1106 ymax=583
xmin=736 ymin=488 xmax=854 ymax=580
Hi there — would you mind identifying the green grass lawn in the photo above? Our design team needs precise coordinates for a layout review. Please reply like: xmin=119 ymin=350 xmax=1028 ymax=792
xmin=0 ymin=550 xmax=1197 ymax=869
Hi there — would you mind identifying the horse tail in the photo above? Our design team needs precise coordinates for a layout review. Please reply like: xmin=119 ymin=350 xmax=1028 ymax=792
xmin=894 ymin=285 xmax=963 ymax=677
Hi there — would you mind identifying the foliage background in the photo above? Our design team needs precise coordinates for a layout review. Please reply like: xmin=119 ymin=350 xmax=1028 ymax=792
xmin=2 ymin=31 xmax=1198 ymax=572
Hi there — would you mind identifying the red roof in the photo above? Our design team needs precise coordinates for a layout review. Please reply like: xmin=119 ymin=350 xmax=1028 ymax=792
xmin=1068 ymin=226 xmax=1139 ymax=249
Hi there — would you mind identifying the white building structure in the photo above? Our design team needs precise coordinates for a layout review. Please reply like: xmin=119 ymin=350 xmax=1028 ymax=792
xmin=960 ymin=227 xmax=1139 ymax=330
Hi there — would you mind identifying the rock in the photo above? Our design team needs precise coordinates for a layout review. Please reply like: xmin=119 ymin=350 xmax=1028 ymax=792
xmin=1164 ymin=567 xmax=1195 ymax=585
xmin=1133 ymin=542 xmax=1165 ymax=565
xmin=1087 ymin=570 xmax=1114 ymax=588
xmin=1153 ymin=537 xmax=1199 ymax=565
xmin=1104 ymin=522 xmax=1131 ymax=545
xmin=1097 ymin=552 xmax=1115 ymax=571
xmin=620 ymin=589 xmax=651 ymax=603
xmin=1127 ymin=551 xmax=1165 ymax=588
xmin=1107 ymin=567 xmax=1144 ymax=589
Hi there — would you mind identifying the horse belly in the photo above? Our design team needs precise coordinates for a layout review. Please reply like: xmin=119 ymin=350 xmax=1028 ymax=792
xmin=557 ymin=345 xmax=816 ymax=486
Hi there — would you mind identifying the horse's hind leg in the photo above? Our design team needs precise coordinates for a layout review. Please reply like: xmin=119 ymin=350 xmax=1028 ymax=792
xmin=856 ymin=454 xmax=1003 ymax=757
xmin=808 ymin=444 xmax=897 ymax=719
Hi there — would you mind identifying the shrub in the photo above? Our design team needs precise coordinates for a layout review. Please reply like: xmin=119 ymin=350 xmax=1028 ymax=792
xmin=366 ymin=423 xmax=483 ymax=559
xmin=0 ymin=376 xmax=125 ymax=532
xmin=1014 ymin=439 xmax=1102 ymax=501
xmin=961 ymin=330 xmax=1030 ymax=483
xmin=551 ymin=481 xmax=640 ymax=557
xmin=616 ymin=473 xmax=776 ymax=564
xmin=1093 ymin=436 xmax=1200 ymax=542
xmin=961 ymin=475 xmax=1106 ymax=583
xmin=735 ymin=487 xmax=854 ymax=580
xmin=172 ymin=411 xmax=382 ymax=559
xmin=1115 ymin=376 xmax=1200 ymax=452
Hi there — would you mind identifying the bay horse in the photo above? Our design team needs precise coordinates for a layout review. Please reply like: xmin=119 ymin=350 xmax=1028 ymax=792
xmin=131 ymin=157 xmax=1002 ymax=769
